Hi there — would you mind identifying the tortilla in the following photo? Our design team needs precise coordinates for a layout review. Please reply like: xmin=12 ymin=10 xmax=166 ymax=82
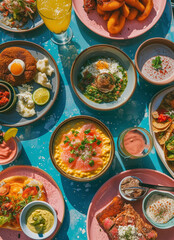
xmin=0 ymin=176 xmax=47 ymax=231
xmin=152 ymin=119 xmax=171 ymax=131
xmin=156 ymin=124 xmax=174 ymax=145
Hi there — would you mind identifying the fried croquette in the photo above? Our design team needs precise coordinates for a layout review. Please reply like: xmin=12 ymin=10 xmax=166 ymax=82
xmin=0 ymin=47 xmax=37 ymax=86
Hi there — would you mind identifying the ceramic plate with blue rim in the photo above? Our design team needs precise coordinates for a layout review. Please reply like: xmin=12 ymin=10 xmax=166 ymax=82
xmin=142 ymin=190 xmax=174 ymax=229
xmin=70 ymin=44 xmax=137 ymax=111
xmin=0 ymin=11 xmax=43 ymax=33
xmin=0 ymin=40 xmax=60 ymax=127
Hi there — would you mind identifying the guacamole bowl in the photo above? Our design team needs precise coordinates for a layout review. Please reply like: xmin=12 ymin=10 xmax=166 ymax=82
xmin=71 ymin=44 xmax=137 ymax=111
xmin=20 ymin=201 xmax=57 ymax=239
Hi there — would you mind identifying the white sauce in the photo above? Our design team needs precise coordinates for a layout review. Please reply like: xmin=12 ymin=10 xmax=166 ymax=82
xmin=146 ymin=194 xmax=174 ymax=224
xmin=16 ymin=84 xmax=35 ymax=118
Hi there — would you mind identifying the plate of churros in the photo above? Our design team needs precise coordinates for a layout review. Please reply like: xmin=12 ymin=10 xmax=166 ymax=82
xmin=73 ymin=0 xmax=167 ymax=39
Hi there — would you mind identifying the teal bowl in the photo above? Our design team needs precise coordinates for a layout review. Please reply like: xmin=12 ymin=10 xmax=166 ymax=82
xmin=142 ymin=190 xmax=174 ymax=229
xmin=0 ymin=80 xmax=16 ymax=113
xmin=71 ymin=44 xmax=137 ymax=111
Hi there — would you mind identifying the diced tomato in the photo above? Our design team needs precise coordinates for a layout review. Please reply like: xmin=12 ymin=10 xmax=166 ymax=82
xmin=3 ymin=11 xmax=8 ymax=17
xmin=2 ymin=202 xmax=13 ymax=211
xmin=157 ymin=114 xmax=171 ymax=123
xmin=0 ymin=184 xmax=10 ymax=196
xmin=22 ymin=186 xmax=38 ymax=198
xmin=15 ymin=213 xmax=20 ymax=225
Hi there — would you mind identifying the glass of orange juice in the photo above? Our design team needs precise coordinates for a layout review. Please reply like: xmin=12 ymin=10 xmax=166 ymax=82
xmin=37 ymin=0 xmax=72 ymax=45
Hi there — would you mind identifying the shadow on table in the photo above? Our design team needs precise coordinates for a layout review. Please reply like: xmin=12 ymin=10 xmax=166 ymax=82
xmin=0 ymin=25 xmax=51 ymax=46
xmin=15 ymin=76 xmax=66 ymax=141
xmin=57 ymin=39 xmax=80 ymax=80
xmin=74 ymin=0 xmax=172 ymax=59
xmin=1 ymin=147 xmax=31 ymax=170
xmin=60 ymin=155 xmax=124 ymax=215
xmin=54 ymin=201 xmax=70 ymax=240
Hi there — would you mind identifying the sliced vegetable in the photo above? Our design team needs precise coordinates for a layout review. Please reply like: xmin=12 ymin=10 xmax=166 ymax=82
xmin=22 ymin=186 xmax=38 ymax=198
xmin=0 ymin=184 xmax=10 ymax=196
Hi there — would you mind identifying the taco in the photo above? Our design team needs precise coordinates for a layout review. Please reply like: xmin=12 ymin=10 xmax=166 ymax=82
xmin=0 ymin=176 xmax=47 ymax=231
xmin=164 ymin=135 xmax=174 ymax=161
xmin=156 ymin=124 xmax=174 ymax=145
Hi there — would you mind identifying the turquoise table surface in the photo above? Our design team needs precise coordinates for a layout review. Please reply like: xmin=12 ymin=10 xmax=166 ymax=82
xmin=0 ymin=1 xmax=174 ymax=239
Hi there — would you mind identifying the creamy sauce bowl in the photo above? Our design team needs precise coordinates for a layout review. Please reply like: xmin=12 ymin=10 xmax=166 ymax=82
xmin=117 ymin=127 xmax=153 ymax=159
xmin=20 ymin=201 xmax=57 ymax=239
xmin=142 ymin=190 xmax=174 ymax=229
xmin=135 ymin=38 xmax=174 ymax=85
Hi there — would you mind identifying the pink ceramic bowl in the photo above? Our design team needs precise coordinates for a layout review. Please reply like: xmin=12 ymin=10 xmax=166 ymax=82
xmin=135 ymin=38 xmax=174 ymax=85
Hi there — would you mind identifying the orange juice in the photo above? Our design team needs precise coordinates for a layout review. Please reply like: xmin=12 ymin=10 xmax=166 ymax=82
xmin=37 ymin=0 xmax=72 ymax=34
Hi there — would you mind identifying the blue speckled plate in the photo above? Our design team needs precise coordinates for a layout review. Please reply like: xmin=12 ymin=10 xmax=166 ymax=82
xmin=0 ymin=12 xmax=43 ymax=32
xmin=0 ymin=41 xmax=60 ymax=127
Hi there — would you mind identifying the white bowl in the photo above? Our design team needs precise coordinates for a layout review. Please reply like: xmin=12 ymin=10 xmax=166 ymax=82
xmin=20 ymin=201 xmax=57 ymax=240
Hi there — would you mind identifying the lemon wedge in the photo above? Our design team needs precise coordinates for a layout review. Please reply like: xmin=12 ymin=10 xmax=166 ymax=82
xmin=4 ymin=128 xmax=18 ymax=142
xmin=33 ymin=88 xmax=50 ymax=106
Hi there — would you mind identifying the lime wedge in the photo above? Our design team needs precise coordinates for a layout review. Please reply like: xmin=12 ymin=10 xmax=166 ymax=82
xmin=33 ymin=88 xmax=50 ymax=106
xmin=4 ymin=128 xmax=18 ymax=142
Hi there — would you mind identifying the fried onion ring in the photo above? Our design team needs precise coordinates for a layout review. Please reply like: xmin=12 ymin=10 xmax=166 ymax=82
xmin=127 ymin=7 xmax=139 ymax=20
xmin=103 ymin=11 xmax=112 ymax=20
xmin=99 ymin=0 xmax=124 ymax=11
xmin=107 ymin=10 xmax=126 ymax=34
xmin=125 ymin=0 xmax=145 ymax=12
xmin=97 ymin=4 xmax=105 ymax=15
xmin=137 ymin=0 xmax=153 ymax=21
xmin=122 ymin=3 xmax=130 ymax=18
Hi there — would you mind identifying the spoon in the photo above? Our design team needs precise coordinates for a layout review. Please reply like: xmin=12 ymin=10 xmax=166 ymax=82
xmin=139 ymin=182 xmax=174 ymax=192
xmin=124 ymin=183 xmax=174 ymax=192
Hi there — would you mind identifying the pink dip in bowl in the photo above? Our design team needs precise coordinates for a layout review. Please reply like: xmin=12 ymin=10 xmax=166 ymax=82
xmin=0 ymin=136 xmax=17 ymax=165
xmin=123 ymin=130 xmax=146 ymax=156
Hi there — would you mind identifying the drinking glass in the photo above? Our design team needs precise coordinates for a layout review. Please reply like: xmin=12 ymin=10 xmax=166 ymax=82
xmin=37 ymin=0 xmax=72 ymax=45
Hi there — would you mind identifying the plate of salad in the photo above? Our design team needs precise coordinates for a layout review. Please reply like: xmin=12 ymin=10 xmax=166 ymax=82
xmin=0 ymin=0 xmax=44 ymax=32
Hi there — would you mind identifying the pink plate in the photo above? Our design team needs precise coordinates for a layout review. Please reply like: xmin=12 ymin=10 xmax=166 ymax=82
xmin=0 ymin=166 xmax=65 ymax=240
xmin=73 ymin=0 xmax=167 ymax=40
xmin=87 ymin=169 xmax=174 ymax=240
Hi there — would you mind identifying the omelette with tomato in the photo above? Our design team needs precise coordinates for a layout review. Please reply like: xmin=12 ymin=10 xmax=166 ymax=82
xmin=0 ymin=176 xmax=47 ymax=231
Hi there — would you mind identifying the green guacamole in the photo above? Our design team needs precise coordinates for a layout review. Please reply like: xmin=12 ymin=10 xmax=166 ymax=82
xmin=26 ymin=206 xmax=54 ymax=234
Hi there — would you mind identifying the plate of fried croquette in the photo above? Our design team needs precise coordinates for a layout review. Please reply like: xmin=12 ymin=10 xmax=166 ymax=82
xmin=0 ymin=41 xmax=60 ymax=127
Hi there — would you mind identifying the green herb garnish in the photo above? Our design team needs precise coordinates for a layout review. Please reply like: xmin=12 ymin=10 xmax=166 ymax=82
xmin=81 ymin=156 xmax=85 ymax=161
xmin=97 ymin=139 xmax=102 ymax=145
xmin=152 ymin=56 xmax=162 ymax=70
xmin=92 ymin=151 xmax=96 ymax=156
xmin=69 ymin=158 xmax=75 ymax=163
xmin=84 ymin=129 xmax=91 ymax=134
xmin=72 ymin=130 xmax=79 ymax=136
xmin=89 ymin=160 xmax=94 ymax=166
xmin=64 ymin=136 xmax=70 ymax=144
